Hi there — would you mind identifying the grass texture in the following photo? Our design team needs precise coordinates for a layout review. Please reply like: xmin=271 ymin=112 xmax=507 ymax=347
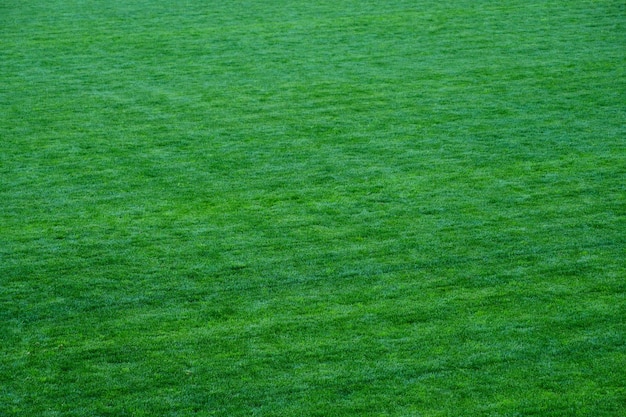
xmin=1 ymin=0 xmax=625 ymax=415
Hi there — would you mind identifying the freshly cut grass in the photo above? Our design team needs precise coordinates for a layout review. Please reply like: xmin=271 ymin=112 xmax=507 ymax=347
xmin=1 ymin=0 xmax=625 ymax=415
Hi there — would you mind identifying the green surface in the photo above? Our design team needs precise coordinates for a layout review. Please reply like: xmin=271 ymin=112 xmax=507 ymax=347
xmin=1 ymin=0 xmax=625 ymax=415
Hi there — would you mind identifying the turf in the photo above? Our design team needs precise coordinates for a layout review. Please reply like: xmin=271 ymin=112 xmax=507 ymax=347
xmin=1 ymin=0 xmax=625 ymax=415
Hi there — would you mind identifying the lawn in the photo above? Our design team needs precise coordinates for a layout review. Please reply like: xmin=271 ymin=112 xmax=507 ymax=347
xmin=1 ymin=0 xmax=625 ymax=415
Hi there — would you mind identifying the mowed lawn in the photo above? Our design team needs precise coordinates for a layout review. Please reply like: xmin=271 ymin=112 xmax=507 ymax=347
xmin=1 ymin=0 xmax=624 ymax=415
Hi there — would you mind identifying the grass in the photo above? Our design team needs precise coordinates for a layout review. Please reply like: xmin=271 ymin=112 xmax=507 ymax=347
xmin=1 ymin=0 xmax=625 ymax=415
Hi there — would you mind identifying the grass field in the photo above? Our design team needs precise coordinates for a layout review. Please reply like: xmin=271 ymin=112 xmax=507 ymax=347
xmin=1 ymin=0 xmax=625 ymax=415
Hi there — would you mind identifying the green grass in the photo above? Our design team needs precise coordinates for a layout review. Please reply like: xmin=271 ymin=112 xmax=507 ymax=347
xmin=1 ymin=0 xmax=625 ymax=415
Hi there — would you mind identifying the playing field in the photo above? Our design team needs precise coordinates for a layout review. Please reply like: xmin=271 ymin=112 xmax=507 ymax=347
xmin=1 ymin=0 xmax=624 ymax=415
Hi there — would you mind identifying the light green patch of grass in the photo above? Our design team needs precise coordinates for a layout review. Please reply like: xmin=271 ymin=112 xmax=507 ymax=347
xmin=1 ymin=0 xmax=625 ymax=415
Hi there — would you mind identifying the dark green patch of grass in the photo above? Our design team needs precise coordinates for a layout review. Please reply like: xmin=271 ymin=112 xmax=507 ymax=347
xmin=1 ymin=0 xmax=625 ymax=415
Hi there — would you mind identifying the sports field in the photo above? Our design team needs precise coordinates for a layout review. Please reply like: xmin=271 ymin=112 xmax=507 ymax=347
xmin=1 ymin=0 xmax=624 ymax=415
